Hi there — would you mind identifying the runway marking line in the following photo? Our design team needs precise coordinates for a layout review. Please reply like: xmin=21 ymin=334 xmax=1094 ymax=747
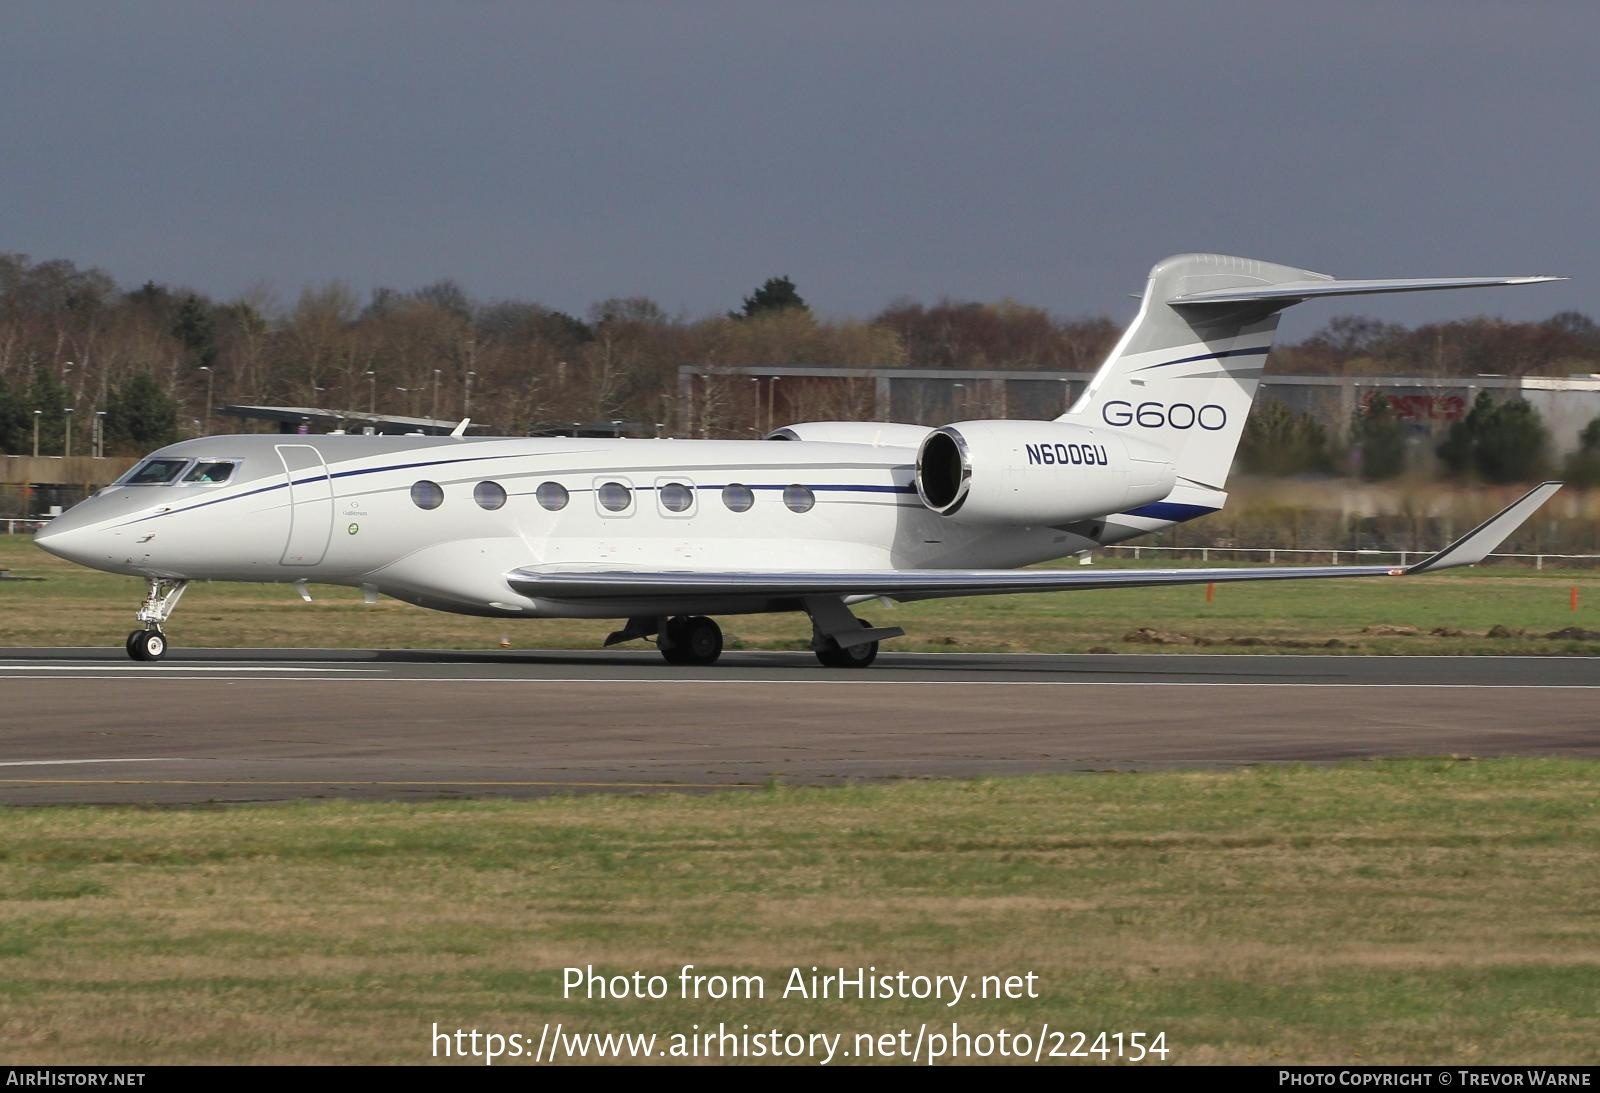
xmin=0 ymin=665 xmax=381 ymax=673
xmin=0 ymin=757 xmax=192 ymax=768
xmin=0 ymin=778 xmax=762 ymax=789
xmin=14 ymin=649 xmax=1597 ymax=660
xmin=0 ymin=675 xmax=1594 ymax=689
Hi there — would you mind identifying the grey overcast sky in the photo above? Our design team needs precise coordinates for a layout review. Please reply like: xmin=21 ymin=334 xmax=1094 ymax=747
xmin=2 ymin=1 xmax=1595 ymax=339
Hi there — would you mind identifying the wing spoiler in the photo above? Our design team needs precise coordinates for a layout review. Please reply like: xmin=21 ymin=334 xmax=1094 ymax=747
xmin=505 ymin=482 xmax=1561 ymax=604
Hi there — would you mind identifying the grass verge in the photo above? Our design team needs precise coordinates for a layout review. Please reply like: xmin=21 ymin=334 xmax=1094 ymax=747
xmin=1 ymin=760 xmax=1597 ymax=1064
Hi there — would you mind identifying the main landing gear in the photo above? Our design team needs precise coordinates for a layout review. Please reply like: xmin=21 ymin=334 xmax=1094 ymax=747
xmin=603 ymin=598 xmax=908 ymax=670
xmin=605 ymin=615 xmax=725 ymax=666
xmin=814 ymin=618 xmax=881 ymax=669
xmin=659 ymin=615 xmax=723 ymax=666
xmin=804 ymin=596 xmax=904 ymax=670
xmin=126 ymin=578 xmax=189 ymax=662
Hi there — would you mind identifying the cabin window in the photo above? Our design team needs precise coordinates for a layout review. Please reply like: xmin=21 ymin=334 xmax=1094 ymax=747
xmin=721 ymin=483 xmax=754 ymax=512
xmin=783 ymin=484 xmax=815 ymax=513
xmin=120 ymin=459 xmax=191 ymax=485
xmin=410 ymin=480 xmax=444 ymax=510
xmin=181 ymin=460 xmax=236 ymax=485
xmin=597 ymin=481 xmax=633 ymax=513
xmin=658 ymin=481 xmax=694 ymax=514
xmin=536 ymin=482 xmax=569 ymax=511
xmin=473 ymin=480 xmax=507 ymax=510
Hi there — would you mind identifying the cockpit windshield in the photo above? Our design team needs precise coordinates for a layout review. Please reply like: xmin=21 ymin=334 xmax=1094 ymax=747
xmin=119 ymin=459 xmax=191 ymax=486
xmin=181 ymin=460 xmax=236 ymax=485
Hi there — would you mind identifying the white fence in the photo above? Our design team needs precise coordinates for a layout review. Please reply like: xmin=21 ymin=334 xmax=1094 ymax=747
xmin=1102 ymin=544 xmax=1600 ymax=571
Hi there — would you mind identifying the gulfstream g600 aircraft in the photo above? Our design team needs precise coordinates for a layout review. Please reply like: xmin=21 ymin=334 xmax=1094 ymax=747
xmin=36 ymin=253 xmax=1564 ymax=666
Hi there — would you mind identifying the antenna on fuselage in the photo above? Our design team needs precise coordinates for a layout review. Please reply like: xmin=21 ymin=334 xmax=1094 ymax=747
xmin=450 ymin=418 xmax=471 ymax=438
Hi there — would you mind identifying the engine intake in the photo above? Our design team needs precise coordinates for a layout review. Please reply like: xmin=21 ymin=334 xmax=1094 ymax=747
xmin=916 ymin=420 xmax=1175 ymax=525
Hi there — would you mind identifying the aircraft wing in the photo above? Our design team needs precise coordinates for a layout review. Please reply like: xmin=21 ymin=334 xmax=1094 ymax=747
xmin=507 ymin=483 xmax=1560 ymax=604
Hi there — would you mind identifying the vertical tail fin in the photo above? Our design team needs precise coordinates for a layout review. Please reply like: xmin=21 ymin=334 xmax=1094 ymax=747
xmin=1060 ymin=253 xmax=1306 ymax=492
xmin=1060 ymin=253 xmax=1561 ymax=495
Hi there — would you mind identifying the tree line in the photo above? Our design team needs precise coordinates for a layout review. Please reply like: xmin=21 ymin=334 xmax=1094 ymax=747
xmin=1238 ymin=390 xmax=1600 ymax=487
xmin=1 ymin=251 xmax=1597 ymax=486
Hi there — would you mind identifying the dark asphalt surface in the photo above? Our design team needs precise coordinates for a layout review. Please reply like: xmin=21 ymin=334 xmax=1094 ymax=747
xmin=0 ymin=648 xmax=1594 ymax=804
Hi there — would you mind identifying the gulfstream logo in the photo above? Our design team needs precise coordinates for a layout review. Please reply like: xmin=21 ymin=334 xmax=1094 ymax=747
xmin=1025 ymin=442 xmax=1109 ymax=466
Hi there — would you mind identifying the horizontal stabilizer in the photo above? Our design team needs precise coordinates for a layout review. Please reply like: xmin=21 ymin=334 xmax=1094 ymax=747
xmin=1171 ymin=275 xmax=1563 ymax=308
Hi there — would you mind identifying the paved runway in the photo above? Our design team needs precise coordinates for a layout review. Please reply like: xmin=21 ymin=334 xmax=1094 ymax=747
xmin=0 ymin=648 xmax=1594 ymax=804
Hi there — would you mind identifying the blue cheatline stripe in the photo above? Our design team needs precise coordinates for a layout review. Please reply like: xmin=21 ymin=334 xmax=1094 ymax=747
xmin=694 ymin=483 xmax=915 ymax=494
xmin=1120 ymin=501 xmax=1219 ymax=522
xmin=120 ymin=452 xmax=921 ymax=527
xmin=1132 ymin=345 xmax=1271 ymax=372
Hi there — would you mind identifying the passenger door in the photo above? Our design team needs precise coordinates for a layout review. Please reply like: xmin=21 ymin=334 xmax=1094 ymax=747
xmin=276 ymin=444 xmax=334 ymax=565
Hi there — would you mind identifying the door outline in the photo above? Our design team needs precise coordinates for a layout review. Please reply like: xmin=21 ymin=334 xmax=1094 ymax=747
xmin=276 ymin=444 xmax=334 ymax=565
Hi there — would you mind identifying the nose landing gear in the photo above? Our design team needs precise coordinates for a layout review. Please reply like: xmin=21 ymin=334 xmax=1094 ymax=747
xmin=127 ymin=629 xmax=168 ymax=662
xmin=126 ymin=578 xmax=189 ymax=662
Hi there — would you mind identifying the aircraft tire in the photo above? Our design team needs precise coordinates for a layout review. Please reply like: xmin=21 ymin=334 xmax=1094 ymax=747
xmin=660 ymin=616 xmax=722 ymax=666
xmin=813 ymin=619 xmax=879 ymax=669
xmin=128 ymin=630 xmax=167 ymax=662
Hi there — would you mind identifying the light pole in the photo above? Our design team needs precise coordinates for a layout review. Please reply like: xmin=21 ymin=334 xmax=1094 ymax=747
xmin=198 ymin=365 xmax=214 ymax=434
xmin=63 ymin=407 xmax=74 ymax=458
xmin=32 ymin=410 xmax=41 ymax=458
xmin=768 ymin=376 xmax=779 ymax=434
xmin=431 ymin=369 xmax=441 ymax=420
xmin=751 ymin=378 xmax=761 ymax=435
xmin=94 ymin=411 xmax=106 ymax=458
xmin=365 ymin=371 xmax=376 ymax=415
xmin=464 ymin=370 xmax=476 ymax=418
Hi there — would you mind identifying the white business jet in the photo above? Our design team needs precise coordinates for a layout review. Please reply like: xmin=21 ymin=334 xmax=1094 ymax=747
xmin=35 ymin=253 xmax=1563 ymax=666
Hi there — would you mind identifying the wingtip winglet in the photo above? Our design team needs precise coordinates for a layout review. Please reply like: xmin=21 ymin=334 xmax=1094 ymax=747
xmin=1406 ymin=481 xmax=1563 ymax=574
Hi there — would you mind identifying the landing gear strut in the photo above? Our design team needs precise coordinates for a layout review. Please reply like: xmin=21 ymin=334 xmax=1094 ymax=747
xmin=659 ymin=615 xmax=723 ymax=666
xmin=126 ymin=578 xmax=189 ymax=663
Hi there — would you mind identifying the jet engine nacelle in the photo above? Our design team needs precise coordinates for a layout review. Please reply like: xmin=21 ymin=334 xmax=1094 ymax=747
xmin=915 ymin=420 xmax=1176 ymax=525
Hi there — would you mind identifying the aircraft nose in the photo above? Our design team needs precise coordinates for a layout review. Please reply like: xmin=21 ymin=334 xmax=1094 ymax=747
xmin=34 ymin=511 xmax=105 ymax=566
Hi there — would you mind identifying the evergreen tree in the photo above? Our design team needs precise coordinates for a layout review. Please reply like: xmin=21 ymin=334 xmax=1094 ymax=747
xmin=735 ymin=276 xmax=808 ymax=319
xmin=0 ymin=373 xmax=31 ymax=454
xmin=1561 ymin=416 xmax=1600 ymax=487
xmin=1437 ymin=391 xmax=1550 ymax=483
xmin=1237 ymin=400 xmax=1336 ymax=475
xmin=27 ymin=367 xmax=69 ymax=454
xmin=173 ymin=294 xmax=218 ymax=370
xmin=1352 ymin=393 xmax=1407 ymax=480
xmin=1476 ymin=399 xmax=1550 ymax=482
xmin=105 ymin=373 xmax=177 ymax=452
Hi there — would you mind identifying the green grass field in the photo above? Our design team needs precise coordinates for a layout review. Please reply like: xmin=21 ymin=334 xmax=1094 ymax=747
xmin=4 ymin=534 xmax=1595 ymax=656
xmin=1 ymin=762 xmax=1597 ymax=1064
